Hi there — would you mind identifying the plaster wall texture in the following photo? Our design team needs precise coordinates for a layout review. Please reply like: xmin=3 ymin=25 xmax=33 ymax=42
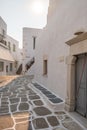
xmin=23 ymin=28 xmax=42 ymax=74
xmin=34 ymin=0 xmax=87 ymax=99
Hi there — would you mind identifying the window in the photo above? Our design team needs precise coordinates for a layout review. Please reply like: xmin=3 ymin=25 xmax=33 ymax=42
xmin=6 ymin=65 xmax=8 ymax=72
xmin=4 ymin=41 xmax=7 ymax=46
xmin=10 ymin=63 xmax=13 ymax=71
xmin=33 ymin=36 xmax=36 ymax=49
xmin=1 ymin=40 xmax=7 ymax=46
xmin=13 ymin=44 xmax=16 ymax=52
xmin=2 ymin=29 xmax=5 ymax=37
xmin=8 ymin=42 xmax=11 ymax=50
xmin=43 ymin=60 xmax=48 ymax=75
xmin=0 ymin=62 xmax=4 ymax=72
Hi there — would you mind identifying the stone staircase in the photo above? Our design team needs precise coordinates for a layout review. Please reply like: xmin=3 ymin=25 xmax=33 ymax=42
xmin=25 ymin=57 xmax=35 ymax=71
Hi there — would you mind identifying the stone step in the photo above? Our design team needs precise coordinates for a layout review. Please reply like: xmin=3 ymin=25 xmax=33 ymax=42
xmin=30 ymin=82 xmax=65 ymax=111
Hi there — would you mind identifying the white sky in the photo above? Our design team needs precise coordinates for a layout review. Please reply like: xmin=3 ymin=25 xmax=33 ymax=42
xmin=0 ymin=0 xmax=49 ymax=48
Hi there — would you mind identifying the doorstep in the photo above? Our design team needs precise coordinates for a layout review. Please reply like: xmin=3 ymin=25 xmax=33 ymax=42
xmin=69 ymin=111 xmax=87 ymax=129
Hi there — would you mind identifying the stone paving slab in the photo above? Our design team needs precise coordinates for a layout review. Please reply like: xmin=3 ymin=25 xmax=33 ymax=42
xmin=0 ymin=76 xmax=86 ymax=130
xmin=10 ymin=104 xmax=18 ymax=112
xmin=32 ymin=118 xmax=49 ymax=129
xmin=0 ymin=115 xmax=14 ymax=129
xmin=47 ymin=116 xmax=60 ymax=127
xmin=53 ymin=128 xmax=66 ymax=130
xmin=33 ymin=106 xmax=52 ymax=116
xmin=33 ymin=100 xmax=44 ymax=106
xmin=19 ymin=103 xmax=29 ymax=111
xmin=15 ymin=122 xmax=29 ymax=130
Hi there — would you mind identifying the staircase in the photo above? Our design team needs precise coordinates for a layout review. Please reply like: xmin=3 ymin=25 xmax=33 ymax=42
xmin=26 ymin=57 xmax=35 ymax=71
xmin=16 ymin=57 xmax=35 ymax=75
xmin=16 ymin=64 xmax=22 ymax=75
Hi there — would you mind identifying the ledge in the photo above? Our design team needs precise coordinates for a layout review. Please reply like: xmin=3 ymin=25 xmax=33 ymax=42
xmin=66 ymin=32 xmax=87 ymax=46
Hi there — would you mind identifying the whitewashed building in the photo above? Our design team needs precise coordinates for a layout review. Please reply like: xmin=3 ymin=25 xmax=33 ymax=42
xmin=34 ymin=0 xmax=87 ymax=116
xmin=6 ymin=35 xmax=22 ymax=73
xmin=23 ymin=27 xmax=42 ymax=75
xmin=0 ymin=16 xmax=22 ymax=75
xmin=0 ymin=16 xmax=14 ymax=75
xmin=23 ymin=0 xmax=87 ymax=117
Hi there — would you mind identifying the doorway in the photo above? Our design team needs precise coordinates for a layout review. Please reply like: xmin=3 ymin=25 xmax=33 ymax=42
xmin=6 ymin=65 xmax=8 ymax=73
xmin=75 ymin=54 xmax=87 ymax=118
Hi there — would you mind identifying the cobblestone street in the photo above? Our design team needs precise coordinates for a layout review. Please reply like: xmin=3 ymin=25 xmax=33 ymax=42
xmin=0 ymin=76 xmax=86 ymax=130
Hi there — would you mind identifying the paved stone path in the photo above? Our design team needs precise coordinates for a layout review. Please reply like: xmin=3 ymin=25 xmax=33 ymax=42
xmin=0 ymin=76 xmax=85 ymax=130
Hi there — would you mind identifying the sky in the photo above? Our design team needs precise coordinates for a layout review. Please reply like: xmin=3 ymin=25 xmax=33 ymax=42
xmin=0 ymin=0 xmax=49 ymax=48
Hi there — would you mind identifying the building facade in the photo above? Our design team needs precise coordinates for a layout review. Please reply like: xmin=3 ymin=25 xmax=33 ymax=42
xmin=23 ymin=0 xmax=87 ymax=118
xmin=34 ymin=0 xmax=87 ymax=117
xmin=23 ymin=27 xmax=42 ymax=75
xmin=6 ymin=35 xmax=22 ymax=73
xmin=0 ymin=16 xmax=21 ymax=76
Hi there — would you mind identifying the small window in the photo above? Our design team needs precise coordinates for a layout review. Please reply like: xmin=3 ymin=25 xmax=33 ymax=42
xmin=0 ymin=62 xmax=4 ymax=72
xmin=2 ymin=29 xmax=5 ymax=36
xmin=10 ymin=63 xmax=13 ymax=71
xmin=8 ymin=42 xmax=11 ymax=50
xmin=13 ymin=44 xmax=16 ymax=52
xmin=33 ymin=36 xmax=36 ymax=49
xmin=6 ymin=65 xmax=8 ymax=72
xmin=43 ymin=60 xmax=48 ymax=75
xmin=4 ymin=41 xmax=7 ymax=46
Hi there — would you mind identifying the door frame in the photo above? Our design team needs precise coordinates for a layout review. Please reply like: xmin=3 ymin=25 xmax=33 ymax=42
xmin=65 ymin=32 xmax=87 ymax=118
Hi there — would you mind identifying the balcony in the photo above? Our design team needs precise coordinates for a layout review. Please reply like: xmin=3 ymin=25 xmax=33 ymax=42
xmin=0 ymin=34 xmax=7 ymax=48
xmin=0 ymin=41 xmax=8 ymax=49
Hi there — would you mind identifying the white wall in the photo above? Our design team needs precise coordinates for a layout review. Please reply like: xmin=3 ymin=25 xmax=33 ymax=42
xmin=0 ymin=16 xmax=7 ymax=37
xmin=0 ymin=17 xmax=14 ymax=76
xmin=34 ymin=0 xmax=87 ymax=99
xmin=0 ymin=17 xmax=21 ymax=75
xmin=23 ymin=27 xmax=42 ymax=74
xmin=17 ymin=48 xmax=23 ymax=65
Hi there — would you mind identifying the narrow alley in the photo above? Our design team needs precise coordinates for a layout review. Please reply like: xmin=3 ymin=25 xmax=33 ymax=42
xmin=0 ymin=76 xmax=85 ymax=130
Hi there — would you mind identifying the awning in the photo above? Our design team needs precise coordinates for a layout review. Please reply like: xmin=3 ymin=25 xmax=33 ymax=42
xmin=0 ymin=47 xmax=14 ymax=62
